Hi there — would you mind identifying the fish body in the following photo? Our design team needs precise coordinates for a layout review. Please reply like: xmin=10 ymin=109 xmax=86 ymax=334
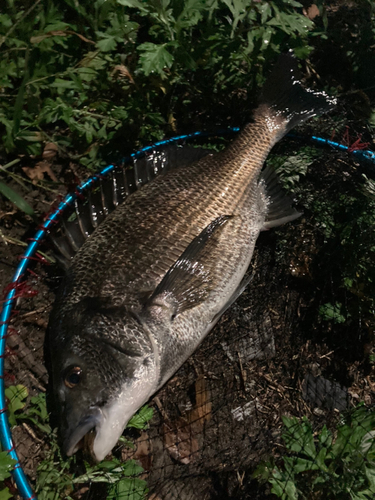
xmin=48 ymin=54 xmax=335 ymax=462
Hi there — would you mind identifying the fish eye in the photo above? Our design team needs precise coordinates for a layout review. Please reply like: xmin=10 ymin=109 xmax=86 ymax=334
xmin=64 ymin=366 xmax=82 ymax=389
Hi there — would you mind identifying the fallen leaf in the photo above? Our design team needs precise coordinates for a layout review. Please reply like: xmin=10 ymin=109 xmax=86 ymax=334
xmin=112 ymin=64 xmax=135 ymax=84
xmin=121 ymin=431 xmax=153 ymax=471
xmin=23 ymin=314 xmax=48 ymax=329
xmin=192 ymin=375 xmax=212 ymax=424
xmin=163 ymin=417 xmax=199 ymax=465
xmin=22 ymin=161 xmax=58 ymax=183
xmin=303 ymin=4 xmax=320 ymax=20
xmin=42 ymin=142 xmax=58 ymax=161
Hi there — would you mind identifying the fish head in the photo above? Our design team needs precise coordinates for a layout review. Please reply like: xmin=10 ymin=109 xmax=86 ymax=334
xmin=49 ymin=300 xmax=158 ymax=462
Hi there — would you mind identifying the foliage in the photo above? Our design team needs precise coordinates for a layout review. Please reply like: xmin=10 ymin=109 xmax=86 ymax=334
xmin=4 ymin=384 xmax=28 ymax=427
xmin=0 ymin=180 xmax=35 ymax=216
xmin=0 ymin=451 xmax=16 ymax=486
xmin=0 ymin=385 xmax=28 ymax=498
xmin=127 ymin=405 xmax=153 ymax=429
xmin=7 ymin=391 xmax=154 ymax=499
xmin=17 ymin=392 xmax=52 ymax=435
xmin=268 ymin=145 xmax=322 ymax=191
xmin=0 ymin=487 xmax=13 ymax=500
xmin=319 ymin=302 xmax=347 ymax=324
xmin=270 ymin=136 xmax=375 ymax=352
xmin=0 ymin=0 xmax=320 ymax=171
xmin=313 ymin=0 xmax=375 ymax=92
xmin=36 ymin=441 xmax=148 ymax=500
xmin=254 ymin=404 xmax=375 ymax=500
xmin=2 ymin=387 xmax=153 ymax=498
xmin=313 ymin=176 xmax=375 ymax=334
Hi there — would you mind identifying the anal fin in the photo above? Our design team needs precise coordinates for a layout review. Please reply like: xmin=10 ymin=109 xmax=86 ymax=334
xmin=260 ymin=165 xmax=301 ymax=230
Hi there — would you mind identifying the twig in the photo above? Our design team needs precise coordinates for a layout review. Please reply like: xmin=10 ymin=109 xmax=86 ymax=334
xmin=0 ymin=166 xmax=29 ymax=191
xmin=0 ymin=228 xmax=8 ymax=246
xmin=154 ymin=396 xmax=168 ymax=420
xmin=3 ymin=235 xmax=56 ymax=263
xmin=237 ymin=351 xmax=247 ymax=391
xmin=22 ymin=422 xmax=43 ymax=443
xmin=0 ymin=159 xmax=21 ymax=170
xmin=0 ymin=165 xmax=59 ymax=194
xmin=19 ymin=306 xmax=46 ymax=319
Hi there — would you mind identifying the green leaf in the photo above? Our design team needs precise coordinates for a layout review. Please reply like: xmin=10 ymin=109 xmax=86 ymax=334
xmin=366 ymin=467 xmax=375 ymax=488
xmin=259 ymin=2 xmax=272 ymax=24
xmin=0 ymin=180 xmax=35 ymax=216
xmin=319 ymin=425 xmax=333 ymax=447
xmin=16 ymin=393 xmax=52 ymax=434
xmin=117 ymin=0 xmax=149 ymax=12
xmin=270 ymin=476 xmax=298 ymax=500
xmin=283 ymin=456 xmax=319 ymax=474
xmin=0 ymin=451 xmax=16 ymax=482
xmin=138 ymin=43 xmax=174 ymax=76
xmin=97 ymin=460 xmax=121 ymax=472
xmin=319 ymin=302 xmax=346 ymax=324
xmin=120 ymin=459 xmax=144 ymax=477
xmin=29 ymin=393 xmax=49 ymax=421
xmin=50 ymin=78 xmax=81 ymax=90
xmin=96 ymin=35 xmax=118 ymax=52
xmin=107 ymin=477 xmax=148 ymax=500
xmin=0 ymin=487 xmax=13 ymax=500
xmin=281 ymin=416 xmax=316 ymax=459
xmin=293 ymin=44 xmax=313 ymax=59
xmin=315 ymin=447 xmax=329 ymax=471
xmin=252 ymin=461 xmax=274 ymax=481
xmin=13 ymin=69 xmax=28 ymax=135
xmin=127 ymin=405 xmax=153 ymax=429
xmin=4 ymin=385 xmax=29 ymax=426
xmin=174 ymin=0 xmax=205 ymax=33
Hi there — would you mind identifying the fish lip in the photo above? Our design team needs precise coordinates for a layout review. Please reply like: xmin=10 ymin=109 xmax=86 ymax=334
xmin=63 ymin=408 xmax=102 ymax=457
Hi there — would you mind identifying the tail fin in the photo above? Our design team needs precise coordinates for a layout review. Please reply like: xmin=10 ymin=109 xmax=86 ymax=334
xmin=257 ymin=51 xmax=336 ymax=135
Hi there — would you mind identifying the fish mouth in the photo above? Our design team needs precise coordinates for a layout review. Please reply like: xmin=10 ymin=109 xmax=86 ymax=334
xmin=63 ymin=409 xmax=102 ymax=458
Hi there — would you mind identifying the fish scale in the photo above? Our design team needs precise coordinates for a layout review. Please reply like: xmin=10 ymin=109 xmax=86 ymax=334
xmin=66 ymin=124 xmax=272 ymax=309
xmin=47 ymin=53 xmax=336 ymax=462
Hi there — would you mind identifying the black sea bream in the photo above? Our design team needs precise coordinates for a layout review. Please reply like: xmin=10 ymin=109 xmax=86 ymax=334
xmin=48 ymin=54 xmax=335 ymax=462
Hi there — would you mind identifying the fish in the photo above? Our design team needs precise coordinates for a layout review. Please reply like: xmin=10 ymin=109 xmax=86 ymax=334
xmin=47 ymin=53 xmax=336 ymax=463
xmin=50 ymin=144 xmax=216 ymax=269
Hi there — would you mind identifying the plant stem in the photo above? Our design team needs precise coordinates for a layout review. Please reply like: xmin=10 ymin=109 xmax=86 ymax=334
xmin=0 ymin=0 xmax=43 ymax=49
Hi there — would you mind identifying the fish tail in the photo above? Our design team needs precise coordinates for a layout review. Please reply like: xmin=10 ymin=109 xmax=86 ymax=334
xmin=256 ymin=51 xmax=336 ymax=138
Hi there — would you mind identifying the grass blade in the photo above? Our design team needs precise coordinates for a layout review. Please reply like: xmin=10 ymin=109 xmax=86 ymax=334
xmin=0 ymin=181 xmax=34 ymax=216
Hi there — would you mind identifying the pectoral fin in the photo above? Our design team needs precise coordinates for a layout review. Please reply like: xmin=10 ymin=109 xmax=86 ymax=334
xmin=145 ymin=215 xmax=232 ymax=318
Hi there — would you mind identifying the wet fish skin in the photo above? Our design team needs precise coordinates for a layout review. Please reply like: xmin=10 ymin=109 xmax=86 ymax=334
xmin=48 ymin=53 xmax=335 ymax=462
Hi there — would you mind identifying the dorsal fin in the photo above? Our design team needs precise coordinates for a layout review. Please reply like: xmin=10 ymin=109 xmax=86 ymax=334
xmin=49 ymin=145 xmax=212 ymax=270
